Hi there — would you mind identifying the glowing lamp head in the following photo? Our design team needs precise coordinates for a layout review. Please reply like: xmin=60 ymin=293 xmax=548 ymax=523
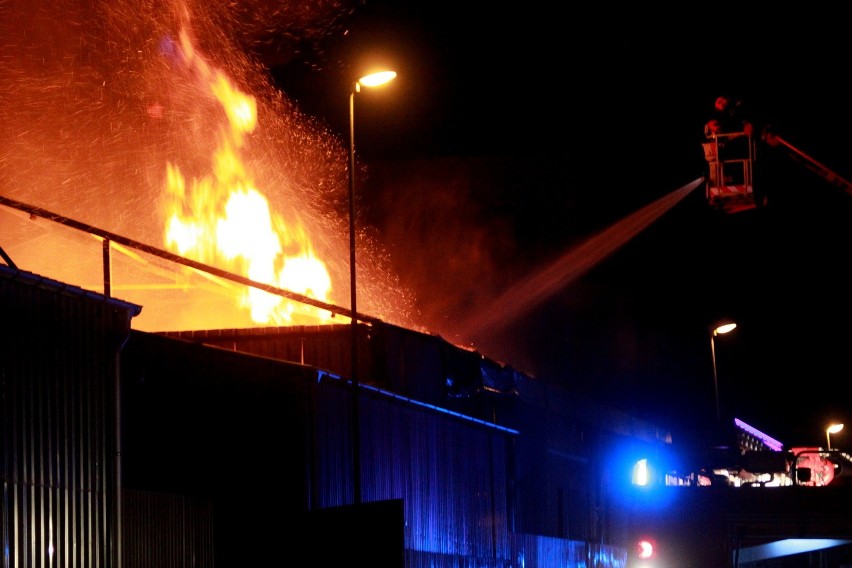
xmin=713 ymin=322 xmax=737 ymax=336
xmin=355 ymin=70 xmax=397 ymax=93
xmin=359 ymin=70 xmax=397 ymax=87
xmin=826 ymin=423 xmax=844 ymax=450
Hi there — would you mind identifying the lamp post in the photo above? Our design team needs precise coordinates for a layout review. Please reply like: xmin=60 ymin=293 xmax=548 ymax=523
xmin=710 ymin=321 xmax=737 ymax=423
xmin=348 ymin=69 xmax=396 ymax=505
xmin=827 ymin=423 xmax=844 ymax=450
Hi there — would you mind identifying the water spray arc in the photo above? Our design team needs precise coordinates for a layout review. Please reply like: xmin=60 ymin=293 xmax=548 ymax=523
xmin=451 ymin=178 xmax=704 ymax=344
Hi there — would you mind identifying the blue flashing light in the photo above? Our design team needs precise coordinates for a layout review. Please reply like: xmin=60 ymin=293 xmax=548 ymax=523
xmin=606 ymin=440 xmax=680 ymax=510
xmin=632 ymin=459 xmax=650 ymax=486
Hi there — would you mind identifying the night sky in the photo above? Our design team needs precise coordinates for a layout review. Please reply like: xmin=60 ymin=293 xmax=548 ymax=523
xmin=265 ymin=3 xmax=852 ymax=449
xmin=4 ymin=0 xmax=850 ymax=451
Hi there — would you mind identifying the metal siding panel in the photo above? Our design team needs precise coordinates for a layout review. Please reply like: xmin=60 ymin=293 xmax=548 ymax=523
xmin=121 ymin=489 xmax=214 ymax=568
xmin=311 ymin=377 xmax=356 ymax=508
xmin=304 ymin=365 xmax=519 ymax=565
xmin=118 ymin=330 xmax=319 ymax=565
xmin=143 ymin=325 xmax=531 ymax=566
xmin=161 ymin=324 xmax=373 ymax=385
xmin=374 ymin=324 xmax=447 ymax=404
xmin=1 ymin=268 xmax=133 ymax=568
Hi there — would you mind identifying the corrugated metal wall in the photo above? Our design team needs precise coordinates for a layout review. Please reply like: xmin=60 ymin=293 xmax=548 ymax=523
xmin=514 ymin=534 xmax=626 ymax=568
xmin=119 ymin=330 xmax=319 ymax=567
xmin=162 ymin=321 xmax=486 ymax=405
xmin=155 ymin=321 xmax=642 ymax=567
xmin=121 ymin=489 xmax=214 ymax=568
xmin=0 ymin=267 xmax=139 ymax=568
xmin=120 ymin=330 xmax=520 ymax=566
xmin=2 ymin=264 xmax=634 ymax=567
xmin=310 ymin=380 xmax=517 ymax=565
xmin=163 ymin=324 xmax=362 ymax=382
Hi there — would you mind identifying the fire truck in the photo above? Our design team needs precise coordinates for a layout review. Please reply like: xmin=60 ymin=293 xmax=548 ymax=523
xmin=625 ymin=418 xmax=852 ymax=567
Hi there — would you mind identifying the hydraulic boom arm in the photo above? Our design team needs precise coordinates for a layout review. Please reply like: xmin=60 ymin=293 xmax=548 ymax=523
xmin=762 ymin=130 xmax=852 ymax=196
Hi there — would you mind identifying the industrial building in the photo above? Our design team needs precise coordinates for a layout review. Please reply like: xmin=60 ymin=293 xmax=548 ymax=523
xmin=2 ymin=259 xmax=674 ymax=567
xmin=5 ymin=195 xmax=852 ymax=567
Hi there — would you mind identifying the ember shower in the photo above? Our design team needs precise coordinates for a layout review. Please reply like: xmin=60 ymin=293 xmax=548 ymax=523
xmin=0 ymin=0 xmax=417 ymax=332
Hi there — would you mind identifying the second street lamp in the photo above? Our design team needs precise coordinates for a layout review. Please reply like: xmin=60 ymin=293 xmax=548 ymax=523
xmin=827 ymin=423 xmax=844 ymax=450
xmin=710 ymin=321 xmax=737 ymax=423
xmin=348 ymin=69 xmax=396 ymax=505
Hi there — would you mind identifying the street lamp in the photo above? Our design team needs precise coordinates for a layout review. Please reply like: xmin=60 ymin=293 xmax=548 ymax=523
xmin=348 ymin=69 xmax=396 ymax=505
xmin=827 ymin=423 xmax=844 ymax=450
xmin=710 ymin=321 xmax=737 ymax=423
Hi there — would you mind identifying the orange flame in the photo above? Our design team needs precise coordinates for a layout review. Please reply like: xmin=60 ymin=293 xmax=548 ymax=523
xmin=164 ymin=31 xmax=333 ymax=325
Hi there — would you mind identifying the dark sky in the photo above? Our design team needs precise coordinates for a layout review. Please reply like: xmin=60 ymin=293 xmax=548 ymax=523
xmin=266 ymin=3 xmax=852 ymax=448
xmin=3 ymin=0 xmax=850 ymax=451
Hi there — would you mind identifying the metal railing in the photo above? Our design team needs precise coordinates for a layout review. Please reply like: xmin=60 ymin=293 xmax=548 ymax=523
xmin=0 ymin=194 xmax=379 ymax=324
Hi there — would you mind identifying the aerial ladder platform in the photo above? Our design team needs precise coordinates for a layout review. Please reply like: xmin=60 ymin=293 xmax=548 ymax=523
xmin=703 ymin=126 xmax=852 ymax=214
xmin=703 ymin=130 xmax=758 ymax=214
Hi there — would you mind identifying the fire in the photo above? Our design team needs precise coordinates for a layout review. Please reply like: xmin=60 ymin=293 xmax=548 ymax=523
xmin=164 ymin=31 xmax=333 ymax=325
